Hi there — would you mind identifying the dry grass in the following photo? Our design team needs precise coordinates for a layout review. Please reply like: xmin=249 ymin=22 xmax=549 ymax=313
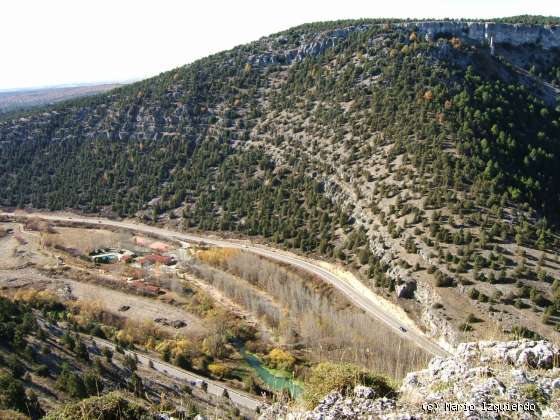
xmin=13 ymin=288 xmax=59 ymax=306
xmin=24 ymin=217 xmax=56 ymax=233
xmin=197 ymin=248 xmax=240 ymax=266
xmin=64 ymin=280 xmax=207 ymax=337
xmin=42 ymin=227 xmax=123 ymax=255
xmin=66 ymin=298 xmax=170 ymax=349
xmin=302 ymin=361 xmax=394 ymax=408
xmin=67 ymin=299 xmax=122 ymax=329
xmin=471 ymin=318 xmax=510 ymax=342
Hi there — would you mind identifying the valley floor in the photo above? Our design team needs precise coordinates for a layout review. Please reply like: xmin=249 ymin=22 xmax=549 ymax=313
xmin=0 ymin=210 xmax=446 ymax=357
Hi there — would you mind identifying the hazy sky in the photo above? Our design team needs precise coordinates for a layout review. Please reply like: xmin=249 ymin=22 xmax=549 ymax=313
xmin=1 ymin=0 xmax=559 ymax=90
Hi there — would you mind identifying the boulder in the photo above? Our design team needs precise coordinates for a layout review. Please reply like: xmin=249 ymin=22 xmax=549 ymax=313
xmin=353 ymin=385 xmax=375 ymax=399
xmin=516 ymin=341 xmax=556 ymax=368
xmin=170 ymin=320 xmax=187 ymax=329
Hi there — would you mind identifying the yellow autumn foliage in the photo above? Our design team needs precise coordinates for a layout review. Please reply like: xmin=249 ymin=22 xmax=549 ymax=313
xmin=116 ymin=329 xmax=134 ymax=346
xmin=67 ymin=299 xmax=105 ymax=327
xmin=266 ymin=348 xmax=296 ymax=370
xmin=112 ymin=320 xmax=168 ymax=348
xmin=155 ymin=338 xmax=194 ymax=358
xmin=208 ymin=363 xmax=231 ymax=378
xmin=197 ymin=248 xmax=239 ymax=266
xmin=13 ymin=289 xmax=59 ymax=306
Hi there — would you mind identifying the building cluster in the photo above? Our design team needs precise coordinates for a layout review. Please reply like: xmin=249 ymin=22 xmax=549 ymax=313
xmin=88 ymin=238 xmax=179 ymax=296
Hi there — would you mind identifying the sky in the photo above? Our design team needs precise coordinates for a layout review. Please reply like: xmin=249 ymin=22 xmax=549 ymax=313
xmin=1 ymin=0 xmax=559 ymax=91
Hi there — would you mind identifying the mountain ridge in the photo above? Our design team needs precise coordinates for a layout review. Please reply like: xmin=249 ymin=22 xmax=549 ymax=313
xmin=0 ymin=83 xmax=124 ymax=114
xmin=1 ymin=16 xmax=560 ymax=354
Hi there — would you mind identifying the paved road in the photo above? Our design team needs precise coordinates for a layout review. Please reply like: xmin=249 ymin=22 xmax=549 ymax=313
xmin=2 ymin=211 xmax=449 ymax=357
xmin=88 ymin=336 xmax=266 ymax=412
xmin=37 ymin=317 xmax=266 ymax=412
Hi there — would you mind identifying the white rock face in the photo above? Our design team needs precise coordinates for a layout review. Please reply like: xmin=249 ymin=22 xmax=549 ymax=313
xmin=458 ymin=340 xmax=558 ymax=369
xmin=260 ymin=340 xmax=560 ymax=420
xmin=250 ymin=21 xmax=560 ymax=70
xmin=402 ymin=21 xmax=560 ymax=50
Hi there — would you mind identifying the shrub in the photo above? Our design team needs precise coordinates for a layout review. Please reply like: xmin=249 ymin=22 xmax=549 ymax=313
xmin=35 ymin=364 xmax=50 ymax=377
xmin=123 ymin=355 xmax=137 ymax=372
xmin=466 ymin=313 xmax=481 ymax=323
xmin=43 ymin=391 xmax=148 ymax=420
xmin=459 ymin=323 xmax=473 ymax=332
xmin=102 ymin=347 xmax=112 ymax=363
xmin=302 ymin=362 xmax=393 ymax=409
xmin=0 ymin=373 xmax=27 ymax=413
xmin=243 ymin=374 xmax=257 ymax=393
xmin=434 ymin=271 xmax=453 ymax=287
xmin=511 ymin=326 xmax=542 ymax=340
xmin=6 ymin=355 xmax=25 ymax=379
xmin=265 ymin=348 xmax=296 ymax=371
xmin=521 ymin=384 xmax=547 ymax=405
xmin=0 ymin=410 xmax=29 ymax=420
xmin=208 ymin=363 xmax=231 ymax=379
xmin=83 ymin=371 xmax=103 ymax=396
xmin=202 ymin=332 xmax=229 ymax=358
xmin=174 ymin=353 xmax=191 ymax=370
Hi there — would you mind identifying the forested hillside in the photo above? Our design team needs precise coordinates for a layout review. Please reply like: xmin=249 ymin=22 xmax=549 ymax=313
xmin=1 ymin=18 xmax=560 ymax=346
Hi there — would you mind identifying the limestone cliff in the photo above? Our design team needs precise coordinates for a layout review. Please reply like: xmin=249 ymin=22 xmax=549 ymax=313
xmin=405 ymin=21 xmax=560 ymax=50
xmin=248 ymin=21 xmax=560 ymax=69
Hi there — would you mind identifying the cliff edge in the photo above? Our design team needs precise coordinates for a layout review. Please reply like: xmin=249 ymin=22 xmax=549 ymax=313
xmin=260 ymin=340 xmax=560 ymax=419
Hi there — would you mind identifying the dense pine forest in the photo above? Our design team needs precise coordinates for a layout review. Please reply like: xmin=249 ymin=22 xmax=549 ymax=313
xmin=1 ymin=17 xmax=560 ymax=341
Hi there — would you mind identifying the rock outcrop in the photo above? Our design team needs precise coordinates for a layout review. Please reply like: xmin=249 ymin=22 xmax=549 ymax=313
xmin=402 ymin=21 xmax=560 ymax=50
xmin=248 ymin=25 xmax=370 ymax=67
xmin=259 ymin=339 xmax=560 ymax=419
xmin=249 ymin=21 xmax=560 ymax=69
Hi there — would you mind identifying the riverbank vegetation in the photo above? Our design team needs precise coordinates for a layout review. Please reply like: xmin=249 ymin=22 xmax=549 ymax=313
xmin=192 ymin=248 xmax=430 ymax=379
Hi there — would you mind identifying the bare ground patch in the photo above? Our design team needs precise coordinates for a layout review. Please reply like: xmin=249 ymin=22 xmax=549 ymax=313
xmin=41 ymin=227 xmax=129 ymax=255
xmin=0 ymin=267 xmax=207 ymax=338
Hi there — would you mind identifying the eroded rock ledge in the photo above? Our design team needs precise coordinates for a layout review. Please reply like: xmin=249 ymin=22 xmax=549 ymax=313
xmin=260 ymin=340 xmax=560 ymax=419
xmin=249 ymin=21 xmax=560 ymax=67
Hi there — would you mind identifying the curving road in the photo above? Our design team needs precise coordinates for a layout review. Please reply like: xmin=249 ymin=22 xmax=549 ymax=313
xmin=37 ymin=316 xmax=265 ymax=412
xmin=88 ymin=335 xmax=266 ymax=412
xmin=1 ymin=211 xmax=449 ymax=357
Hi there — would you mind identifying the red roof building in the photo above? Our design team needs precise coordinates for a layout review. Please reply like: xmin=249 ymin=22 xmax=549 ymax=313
xmin=138 ymin=254 xmax=174 ymax=266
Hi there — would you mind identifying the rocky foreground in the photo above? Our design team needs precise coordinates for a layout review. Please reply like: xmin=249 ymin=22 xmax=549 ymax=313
xmin=260 ymin=340 xmax=560 ymax=419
